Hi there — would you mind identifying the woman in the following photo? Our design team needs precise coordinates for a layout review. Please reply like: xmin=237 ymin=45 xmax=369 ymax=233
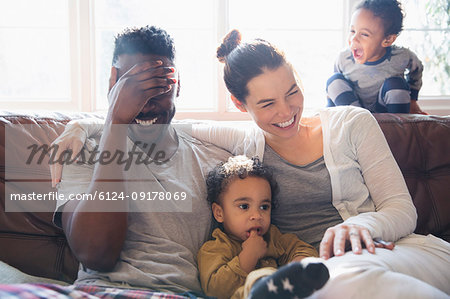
xmin=51 ymin=29 xmax=449 ymax=298
xmin=193 ymin=29 xmax=449 ymax=298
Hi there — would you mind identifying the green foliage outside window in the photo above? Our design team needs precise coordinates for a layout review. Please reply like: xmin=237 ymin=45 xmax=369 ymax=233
xmin=421 ymin=0 xmax=449 ymax=94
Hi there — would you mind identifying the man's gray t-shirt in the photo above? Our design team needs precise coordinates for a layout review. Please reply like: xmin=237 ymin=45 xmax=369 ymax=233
xmin=55 ymin=125 xmax=230 ymax=294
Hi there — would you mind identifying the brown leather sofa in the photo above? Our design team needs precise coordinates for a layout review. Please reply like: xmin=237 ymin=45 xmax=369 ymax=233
xmin=1 ymin=111 xmax=449 ymax=283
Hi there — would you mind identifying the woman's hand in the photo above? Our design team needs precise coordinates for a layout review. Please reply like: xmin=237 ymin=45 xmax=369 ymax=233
xmin=50 ymin=122 xmax=88 ymax=188
xmin=319 ymin=224 xmax=394 ymax=260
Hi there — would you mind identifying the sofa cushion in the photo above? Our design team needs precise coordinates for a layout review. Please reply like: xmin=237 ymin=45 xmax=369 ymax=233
xmin=0 ymin=261 xmax=69 ymax=285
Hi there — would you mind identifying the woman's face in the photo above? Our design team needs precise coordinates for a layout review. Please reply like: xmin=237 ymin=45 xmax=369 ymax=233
xmin=242 ymin=63 xmax=304 ymax=141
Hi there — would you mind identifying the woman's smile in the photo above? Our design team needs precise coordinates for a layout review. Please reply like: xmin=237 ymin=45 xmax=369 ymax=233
xmin=273 ymin=114 xmax=296 ymax=129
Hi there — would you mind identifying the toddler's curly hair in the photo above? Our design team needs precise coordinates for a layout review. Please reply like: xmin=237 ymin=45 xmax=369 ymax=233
xmin=356 ymin=0 xmax=404 ymax=36
xmin=206 ymin=155 xmax=278 ymax=208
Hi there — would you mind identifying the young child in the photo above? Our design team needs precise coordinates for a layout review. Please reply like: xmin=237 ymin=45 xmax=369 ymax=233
xmin=327 ymin=0 xmax=426 ymax=114
xmin=197 ymin=155 xmax=329 ymax=299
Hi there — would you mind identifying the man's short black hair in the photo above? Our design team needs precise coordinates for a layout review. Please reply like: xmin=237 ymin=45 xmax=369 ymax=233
xmin=356 ymin=0 xmax=404 ymax=36
xmin=112 ymin=25 xmax=175 ymax=65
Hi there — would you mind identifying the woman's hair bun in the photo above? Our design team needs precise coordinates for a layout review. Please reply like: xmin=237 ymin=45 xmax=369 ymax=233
xmin=217 ymin=29 xmax=242 ymax=63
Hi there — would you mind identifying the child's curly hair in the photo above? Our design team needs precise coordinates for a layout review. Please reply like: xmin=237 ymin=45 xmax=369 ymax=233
xmin=206 ymin=155 xmax=279 ymax=208
xmin=356 ymin=0 xmax=404 ymax=36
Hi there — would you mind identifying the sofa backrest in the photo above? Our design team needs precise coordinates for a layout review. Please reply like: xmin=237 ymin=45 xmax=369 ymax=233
xmin=1 ymin=111 xmax=449 ymax=282
xmin=374 ymin=113 xmax=450 ymax=242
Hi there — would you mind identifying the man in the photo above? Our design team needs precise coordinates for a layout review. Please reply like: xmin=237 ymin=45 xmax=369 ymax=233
xmin=53 ymin=26 xmax=230 ymax=294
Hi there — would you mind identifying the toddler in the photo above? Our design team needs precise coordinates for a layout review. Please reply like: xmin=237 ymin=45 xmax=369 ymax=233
xmin=327 ymin=0 xmax=426 ymax=114
xmin=197 ymin=155 xmax=329 ymax=299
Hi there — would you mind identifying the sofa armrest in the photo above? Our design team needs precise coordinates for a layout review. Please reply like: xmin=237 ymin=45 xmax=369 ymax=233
xmin=0 ymin=111 xmax=104 ymax=282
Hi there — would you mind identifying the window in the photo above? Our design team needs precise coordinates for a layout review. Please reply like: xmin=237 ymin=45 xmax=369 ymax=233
xmin=1 ymin=0 xmax=448 ymax=116
xmin=397 ymin=0 xmax=449 ymax=96
xmin=227 ymin=0 xmax=346 ymax=113
xmin=0 ymin=0 xmax=77 ymax=110
xmin=93 ymin=0 xmax=217 ymax=113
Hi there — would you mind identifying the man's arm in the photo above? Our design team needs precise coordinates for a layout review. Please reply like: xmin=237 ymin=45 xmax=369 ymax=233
xmin=59 ymin=124 xmax=129 ymax=271
xmin=59 ymin=61 xmax=173 ymax=271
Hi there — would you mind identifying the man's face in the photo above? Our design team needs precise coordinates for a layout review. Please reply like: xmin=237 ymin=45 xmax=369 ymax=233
xmin=113 ymin=53 xmax=179 ymax=125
